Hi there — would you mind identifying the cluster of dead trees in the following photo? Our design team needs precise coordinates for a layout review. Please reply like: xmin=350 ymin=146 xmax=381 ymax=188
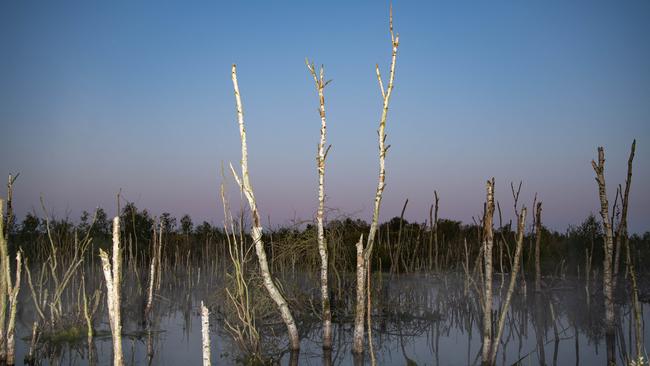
xmin=0 ymin=5 xmax=645 ymax=366
xmin=221 ymin=5 xmax=399 ymax=358
xmin=220 ymin=5 xmax=644 ymax=365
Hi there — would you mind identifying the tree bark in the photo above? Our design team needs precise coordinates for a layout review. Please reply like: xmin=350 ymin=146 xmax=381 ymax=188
xmin=490 ymin=208 xmax=526 ymax=365
xmin=591 ymin=147 xmax=616 ymax=366
xmin=481 ymin=178 xmax=495 ymax=365
xmin=5 ymin=251 xmax=21 ymax=366
xmin=0 ymin=200 xmax=7 ymax=363
xmin=230 ymin=65 xmax=300 ymax=351
xmin=306 ymin=61 xmax=333 ymax=350
xmin=99 ymin=217 xmax=123 ymax=366
xmin=534 ymin=202 xmax=542 ymax=293
xmin=201 ymin=301 xmax=211 ymax=366
xmin=353 ymin=235 xmax=366 ymax=354
xmin=353 ymin=7 xmax=399 ymax=354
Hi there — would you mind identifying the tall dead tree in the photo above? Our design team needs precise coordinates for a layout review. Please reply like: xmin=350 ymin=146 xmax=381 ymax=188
xmin=306 ymin=60 xmax=334 ymax=349
xmin=3 ymin=174 xmax=18 ymax=239
xmin=481 ymin=178 xmax=496 ymax=365
xmin=478 ymin=180 xmax=528 ymax=365
xmin=5 ymin=251 xmax=21 ymax=366
xmin=591 ymin=147 xmax=616 ymax=365
xmin=99 ymin=217 xmax=124 ymax=366
xmin=534 ymin=201 xmax=542 ymax=293
xmin=201 ymin=301 xmax=211 ymax=366
xmin=352 ymin=5 xmax=400 ymax=355
xmin=617 ymin=141 xmax=642 ymax=362
xmin=229 ymin=64 xmax=300 ymax=351
xmin=0 ymin=200 xmax=7 ymax=364
xmin=489 ymin=207 xmax=527 ymax=365
xmin=432 ymin=191 xmax=439 ymax=271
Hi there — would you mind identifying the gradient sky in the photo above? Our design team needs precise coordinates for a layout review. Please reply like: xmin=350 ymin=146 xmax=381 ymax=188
xmin=1 ymin=0 xmax=649 ymax=233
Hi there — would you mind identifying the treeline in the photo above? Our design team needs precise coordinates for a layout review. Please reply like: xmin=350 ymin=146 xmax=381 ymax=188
xmin=7 ymin=201 xmax=649 ymax=276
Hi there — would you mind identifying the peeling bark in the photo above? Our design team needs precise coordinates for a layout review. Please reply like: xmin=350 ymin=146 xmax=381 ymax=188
xmin=100 ymin=217 xmax=124 ymax=366
xmin=591 ymin=147 xmax=616 ymax=365
xmin=201 ymin=301 xmax=211 ymax=366
xmin=306 ymin=60 xmax=333 ymax=349
xmin=353 ymin=6 xmax=400 ymax=354
xmin=230 ymin=65 xmax=300 ymax=351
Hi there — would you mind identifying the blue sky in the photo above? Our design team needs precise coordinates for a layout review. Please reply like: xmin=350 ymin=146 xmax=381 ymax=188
xmin=1 ymin=0 xmax=648 ymax=232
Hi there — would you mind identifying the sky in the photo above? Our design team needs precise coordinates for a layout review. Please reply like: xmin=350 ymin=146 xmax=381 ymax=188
xmin=1 ymin=0 xmax=649 ymax=233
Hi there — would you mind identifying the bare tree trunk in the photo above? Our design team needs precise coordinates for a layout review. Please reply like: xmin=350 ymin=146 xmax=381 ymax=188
xmin=229 ymin=65 xmax=300 ymax=351
xmin=367 ymin=263 xmax=376 ymax=366
xmin=352 ymin=6 xmax=400 ymax=354
xmin=145 ymin=221 xmax=162 ymax=323
xmin=201 ymin=301 xmax=211 ymax=366
xmin=428 ymin=203 xmax=434 ymax=271
xmin=0 ymin=199 xmax=7 ymax=363
xmin=5 ymin=251 xmax=21 ymax=366
xmin=392 ymin=199 xmax=408 ymax=274
xmin=618 ymin=140 xmax=642 ymax=362
xmin=481 ymin=178 xmax=495 ymax=365
xmin=100 ymin=217 xmax=124 ymax=366
xmin=26 ymin=321 xmax=38 ymax=365
xmin=534 ymin=202 xmax=542 ymax=293
xmin=353 ymin=235 xmax=366 ymax=354
xmin=306 ymin=60 xmax=333 ymax=350
xmin=4 ymin=175 xmax=18 ymax=239
xmin=490 ymin=208 xmax=527 ymax=365
xmin=433 ymin=191 xmax=439 ymax=272
xmin=591 ymin=147 xmax=615 ymax=366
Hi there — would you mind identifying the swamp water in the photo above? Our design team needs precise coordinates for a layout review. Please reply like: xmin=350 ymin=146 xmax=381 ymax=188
xmin=12 ymin=268 xmax=650 ymax=365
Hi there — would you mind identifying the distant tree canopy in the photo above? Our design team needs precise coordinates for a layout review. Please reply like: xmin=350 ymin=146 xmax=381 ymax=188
xmin=120 ymin=202 xmax=154 ymax=245
xmin=9 ymin=203 xmax=649 ymax=275
xmin=160 ymin=212 xmax=177 ymax=233
xmin=180 ymin=214 xmax=193 ymax=236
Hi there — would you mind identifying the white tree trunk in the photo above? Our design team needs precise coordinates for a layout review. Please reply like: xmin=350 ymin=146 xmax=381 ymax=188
xmin=490 ymin=208 xmax=526 ymax=364
xmin=201 ymin=301 xmax=211 ymax=366
xmin=100 ymin=217 xmax=123 ymax=366
xmin=230 ymin=65 xmax=300 ymax=351
xmin=534 ymin=202 xmax=542 ymax=293
xmin=5 ymin=251 xmax=21 ymax=366
xmin=0 ymin=199 xmax=7 ymax=363
xmin=353 ymin=7 xmax=400 ymax=354
xmin=353 ymin=235 xmax=366 ymax=354
xmin=591 ymin=147 xmax=615 ymax=365
xmin=306 ymin=60 xmax=333 ymax=350
xmin=481 ymin=178 xmax=495 ymax=365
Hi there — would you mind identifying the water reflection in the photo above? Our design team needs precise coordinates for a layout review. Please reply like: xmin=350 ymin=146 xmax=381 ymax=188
xmin=13 ymin=270 xmax=650 ymax=365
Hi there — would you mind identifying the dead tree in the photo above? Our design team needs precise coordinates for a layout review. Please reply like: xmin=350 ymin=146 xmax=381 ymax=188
xmin=489 ymin=207 xmax=526 ymax=365
xmin=479 ymin=180 xmax=528 ymax=365
xmin=481 ymin=178 xmax=496 ymax=364
xmin=618 ymin=141 xmax=643 ymax=362
xmin=306 ymin=60 xmax=334 ymax=349
xmin=5 ymin=251 xmax=21 ymax=366
xmin=99 ymin=217 xmax=124 ymax=366
xmin=201 ymin=301 xmax=211 ymax=366
xmin=534 ymin=201 xmax=542 ymax=292
xmin=433 ymin=191 xmax=439 ymax=271
xmin=145 ymin=220 xmax=162 ymax=324
xmin=352 ymin=5 xmax=400 ymax=355
xmin=229 ymin=64 xmax=300 ymax=351
xmin=591 ymin=146 xmax=616 ymax=365
xmin=0 ymin=199 xmax=7 ymax=363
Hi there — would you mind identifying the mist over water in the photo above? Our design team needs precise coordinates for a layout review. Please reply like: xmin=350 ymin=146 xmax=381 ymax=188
xmin=13 ymin=266 xmax=650 ymax=365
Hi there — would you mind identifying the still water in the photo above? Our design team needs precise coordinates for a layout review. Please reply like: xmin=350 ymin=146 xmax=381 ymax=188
xmin=13 ymin=271 xmax=650 ymax=365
